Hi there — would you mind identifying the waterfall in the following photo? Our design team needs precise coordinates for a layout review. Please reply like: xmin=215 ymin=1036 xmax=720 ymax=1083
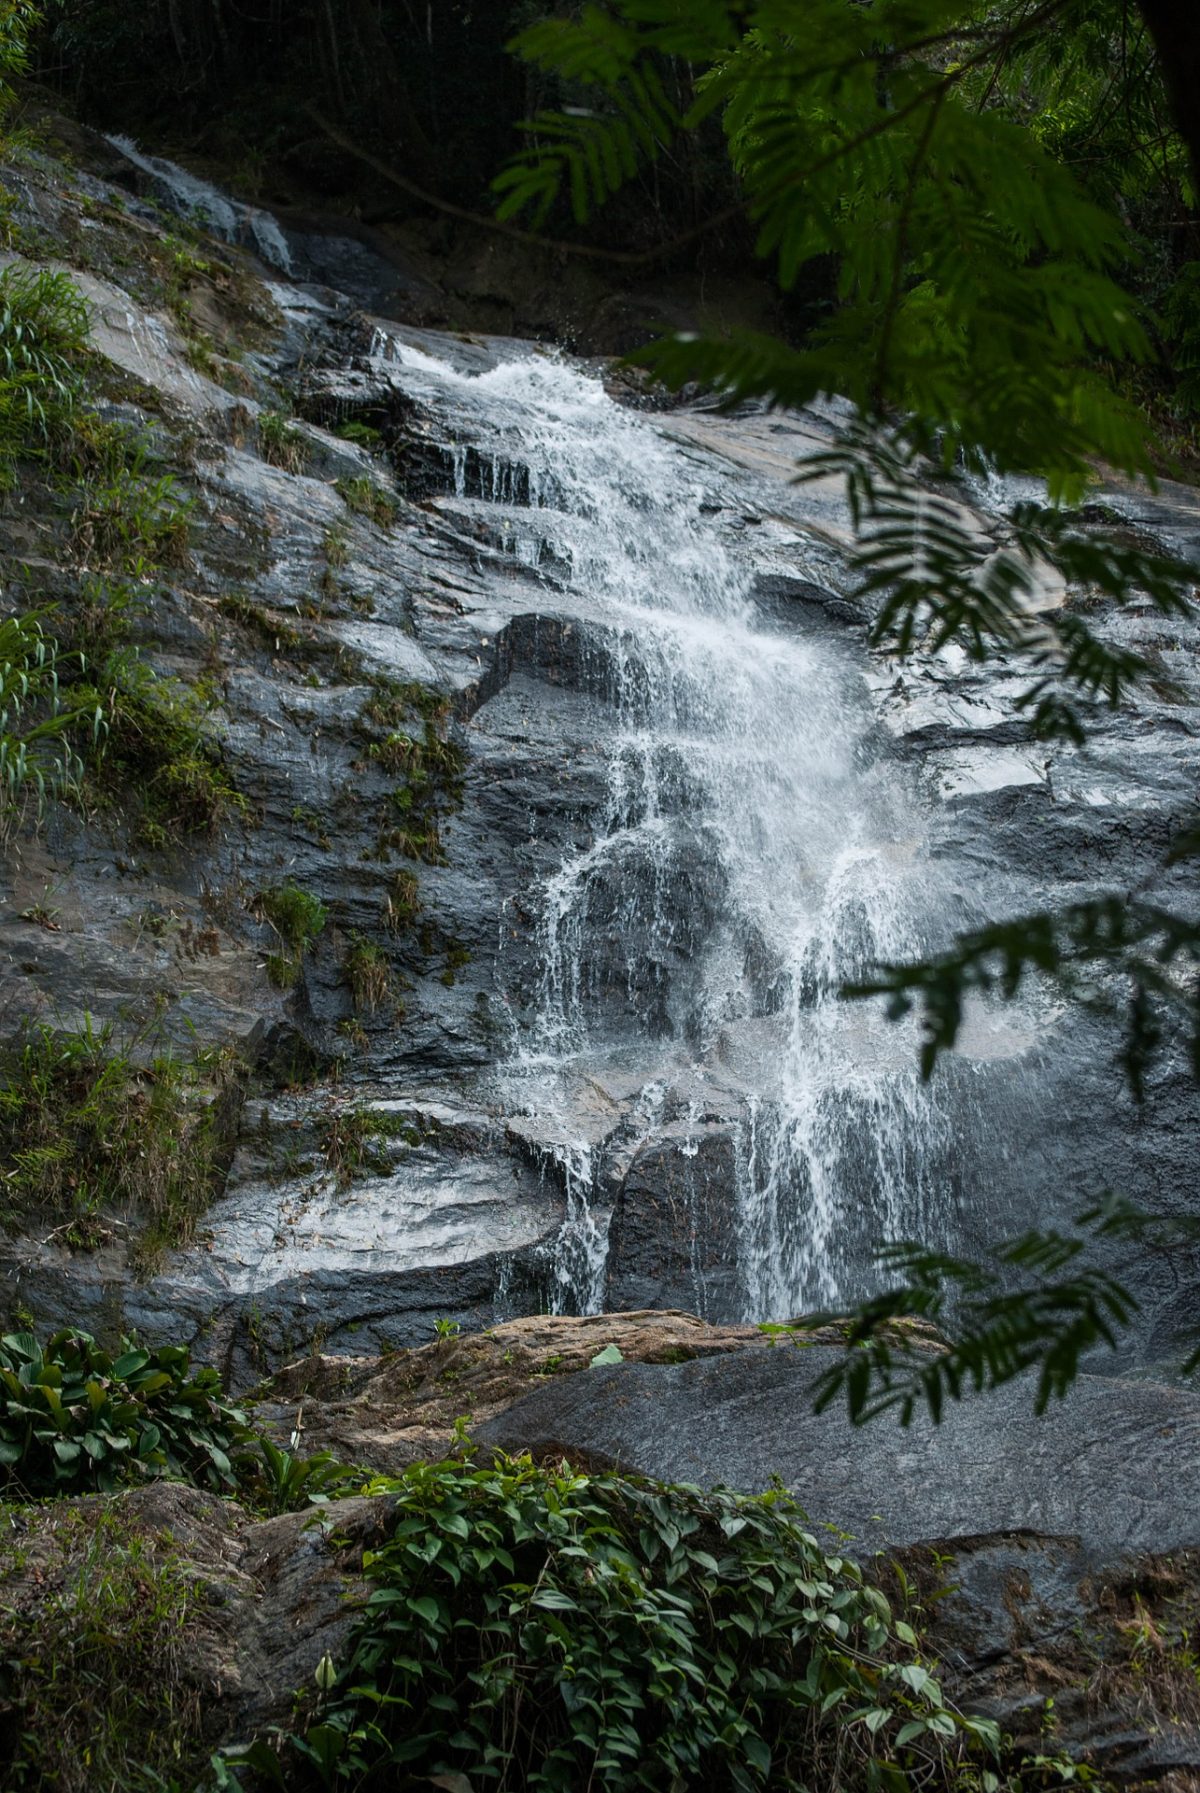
xmin=383 ymin=338 xmax=966 ymax=1320
xmin=104 ymin=136 xmax=294 ymax=273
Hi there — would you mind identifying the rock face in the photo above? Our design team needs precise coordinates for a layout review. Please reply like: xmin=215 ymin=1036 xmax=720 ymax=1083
xmin=477 ymin=1345 xmax=1200 ymax=1560
xmin=0 ymin=125 xmax=1198 ymax=1389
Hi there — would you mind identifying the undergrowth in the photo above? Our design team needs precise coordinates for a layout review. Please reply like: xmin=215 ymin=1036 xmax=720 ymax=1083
xmin=0 ymin=1504 xmax=209 ymax=1792
xmin=222 ymin=1449 xmax=1006 ymax=1792
xmin=0 ymin=1013 xmax=242 ymax=1259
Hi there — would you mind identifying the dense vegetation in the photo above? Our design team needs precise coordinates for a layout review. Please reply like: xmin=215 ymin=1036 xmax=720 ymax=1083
xmin=0 ymin=1324 xmax=1078 ymax=1792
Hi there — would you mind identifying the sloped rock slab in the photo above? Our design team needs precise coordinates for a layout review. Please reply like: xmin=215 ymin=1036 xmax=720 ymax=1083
xmin=477 ymin=1346 xmax=1200 ymax=1562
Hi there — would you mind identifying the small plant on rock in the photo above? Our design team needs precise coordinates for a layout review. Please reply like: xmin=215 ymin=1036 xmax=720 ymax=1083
xmin=336 ymin=473 xmax=398 ymax=530
xmin=0 ymin=610 xmax=101 ymax=824
xmin=259 ymin=409 xmax=308 ymax=474
xmin=0 ymin=264 xmax=89 ymax=484
xmin=259 ymin=881 xmax=327 ymax=988
xmin=344 ymin=931 xmax=392 ymax=1012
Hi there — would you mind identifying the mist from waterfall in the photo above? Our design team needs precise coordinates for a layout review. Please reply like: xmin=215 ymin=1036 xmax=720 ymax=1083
xmin=384 ymin=337 xmax=961 ymax=1320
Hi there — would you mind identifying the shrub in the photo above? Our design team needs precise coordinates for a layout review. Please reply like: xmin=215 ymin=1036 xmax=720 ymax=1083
xmin=318 ymin=1105 xmax=422 ymax=1186
xmin=0 ymin=1328 xmax=250 ymax=1498
xmin=335 ymin=473 xmax=398 ymax=530
xmin=0 ymin=1505 xmax=210 ymax=1792
xmin=94 ymin=659 xmax=244 ymax=842
xmin=259 ymin=881 xmax=327 ymax=987
xmin=231 ymin=1452 xmax=999 ymax=1792
xmin=0 ymin=1014 xmax=241 ymax=1254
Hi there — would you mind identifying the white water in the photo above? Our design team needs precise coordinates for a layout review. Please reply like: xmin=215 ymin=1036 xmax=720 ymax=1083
xmin=105 ymin=136 xmax=294 ymax=273
xmin=382 ymin=336 xmax=960 ymax=1319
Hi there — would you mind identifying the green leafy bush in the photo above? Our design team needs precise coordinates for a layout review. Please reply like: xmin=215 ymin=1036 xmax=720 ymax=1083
xmin=0 ymin=1328 xmax=250 ymax=1497
xmin=343 ymin=932 xmax=392 ymax=1012
xmin=236 ymin=1452 xmax=997 ymax=1791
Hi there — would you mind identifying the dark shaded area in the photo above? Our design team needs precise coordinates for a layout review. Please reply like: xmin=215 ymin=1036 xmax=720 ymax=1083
xmin=31 ymin=1 xmax=745 ymax=261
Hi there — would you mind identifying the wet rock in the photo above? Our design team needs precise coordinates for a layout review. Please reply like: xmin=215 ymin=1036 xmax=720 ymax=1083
xmin=605 ymin=1127 xmax=744 ymax=1317
xmin=477 ymin=1345 xmax=1200 ymax=1560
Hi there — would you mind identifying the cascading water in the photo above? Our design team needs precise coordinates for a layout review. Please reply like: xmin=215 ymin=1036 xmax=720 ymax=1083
xmin=381 ymin=335 xmax=966 ymax=1320
xmin=104 ymin=136 xmax=294 ymax=273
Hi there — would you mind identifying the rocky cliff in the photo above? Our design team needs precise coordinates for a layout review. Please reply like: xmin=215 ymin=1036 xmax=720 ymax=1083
xmin=3 ymin=117 xmax=1200 ymax=1790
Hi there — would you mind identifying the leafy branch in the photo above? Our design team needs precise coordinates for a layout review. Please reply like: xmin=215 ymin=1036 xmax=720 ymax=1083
xmin=803 ymin=1199 xmax=1200 ymax=1426
xmin=847 ymin=891 xmax=1200 ymax=1098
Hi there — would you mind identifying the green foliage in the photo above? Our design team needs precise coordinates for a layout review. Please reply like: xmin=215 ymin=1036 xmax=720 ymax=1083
xmin=242 ymin=1435 xmax=357 ymax=1517
xmin=0 ymin=1014 xmax=241 ymax=1254
xmin=335 ymin=474 xmax=398 ymax=531
xmin=259 ymin=409 xmax=308 ymax=474
xmin=229 ymin=1450 xmax=998 ymax=1791
xmin=70 ymin=458 xmax=193 ymax=571
xmin=359 ymin=679 xmax=465 ymax=867
xmin=0 ymin=609 xmax=100 ymax=821
xmin=500 ymin=0 xmax=1158 ymax=489
xmin=343 ymin=932 xmax=393 ymax=1013
xmin=259 ymin=881 xmax=327 ymax=987
xmin=318 ymin=1104 xmax=423 ymax=1187
xmin=0 ymin=1327 xmax=250 ymax=1497
xmin=0 ymin=1503 xmax=209 ymax=1792
xmin=803 ymin=1198 xmax=1200 ymax=1426
xmin=798 ymin=422 xmax=1194 ymax=742
xmin=849 ymin=893 xmax=1200 ymax=1101
xmin=91 ymin=654 xmax=243 ymax=842
xmin=0 ymin=264 xmax=89 ymax=485
xmin=334 ymin=419 xmax=383 ymax=451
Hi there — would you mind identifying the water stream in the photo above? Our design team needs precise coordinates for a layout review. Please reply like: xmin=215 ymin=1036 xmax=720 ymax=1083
xmin=382 ymin=339 xmax=961 ymax=1319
